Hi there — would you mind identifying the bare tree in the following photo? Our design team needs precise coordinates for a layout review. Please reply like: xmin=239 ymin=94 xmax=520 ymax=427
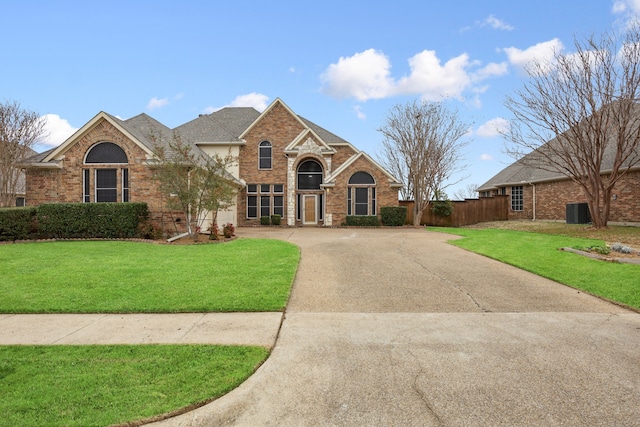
xmin=151 ymin=133 xmax=239 ymax=240
xmin=378 ymin=100 xmax=469 ymax=226
xmin=0 ymin=100 xmax=46 ymax=207
xmin=453 ymin=183 xmax=479 ymax=200
xmin=504 ymin=25 xmax=640 ymax=228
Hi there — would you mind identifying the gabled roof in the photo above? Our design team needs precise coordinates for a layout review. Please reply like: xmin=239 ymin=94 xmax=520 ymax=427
xmin=239 ymin=98 xmax=308 ymax=140
xmin=40 ymin=112 xmax=163 ymax=163
xmin=324 ymin=151 xmax=403 ymax=187
xmin=285 ymin=128 xmax=336 ymax=153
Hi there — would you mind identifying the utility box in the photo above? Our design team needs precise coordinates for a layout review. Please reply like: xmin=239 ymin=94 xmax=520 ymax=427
xmin=566 ymin=203 xmax=591 ymax=224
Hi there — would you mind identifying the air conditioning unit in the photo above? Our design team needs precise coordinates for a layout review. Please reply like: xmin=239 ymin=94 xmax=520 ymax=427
xmin=566 ymin=203 xmax=591 ymax=224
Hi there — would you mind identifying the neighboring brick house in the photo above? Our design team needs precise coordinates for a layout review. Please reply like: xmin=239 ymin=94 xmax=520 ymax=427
xmin=20 ymin=98 xmax=402 ymax=232
xmin=477 ymin=148 xmax=640 ymax=225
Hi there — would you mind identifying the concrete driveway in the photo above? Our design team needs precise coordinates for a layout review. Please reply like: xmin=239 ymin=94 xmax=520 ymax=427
xmin=154 ymin=227 xmax=640 ymax=426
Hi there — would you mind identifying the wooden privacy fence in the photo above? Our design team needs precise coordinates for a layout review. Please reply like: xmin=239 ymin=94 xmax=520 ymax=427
xmin=400 ymin=196 xmax=509 ymax=227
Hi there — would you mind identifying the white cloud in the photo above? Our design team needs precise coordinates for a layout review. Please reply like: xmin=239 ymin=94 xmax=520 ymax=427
xmin=146 ymin=97 xmax=169 ymax=110
xmin=481 ymin=15 xmax=514 ymax=31
xmin=353 ymin=105 xmax=366 ymax=120
xmin=321 ymin=48 xmax=505 ymax=103
xmin=396 ymin=50 xmax=472 ymax=100
xmin=472 ymin=62 xmax=509 ymax=82
xmin=228 ymin=93 xmax=269 ymax=111
xmin=613 ymin=0 xmax=640 ymax=14
xmin=320 ymin=49 xmax=395 ymax=101
xmin=502 ymin=38 xmax=563 ymax=72
xmin=476 ymin=117 xmax=509 ymax=138
xmin=613 ymin=0 xmax=640 ymax=26
xmin=480 ymin=153 xmax=494 ymax=161
xmin=40 ymin=114 xmax=78 ymax=147
xmin=203 ymin=92 xmax=270 ymax=114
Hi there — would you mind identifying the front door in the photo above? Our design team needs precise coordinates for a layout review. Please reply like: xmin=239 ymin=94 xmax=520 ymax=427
xmin=303 ymin=195 xmax=317 ymax=225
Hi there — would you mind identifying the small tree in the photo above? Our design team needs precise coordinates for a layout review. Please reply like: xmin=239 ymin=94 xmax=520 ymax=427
xmin=378 ymin=100 xmax=469 ymax=225
xmin=151 ymin=133 xmax=238 ymax=240
xmin=0 ymin=101 xmax=46 ymax=207
xmin=504 ymin=26 xmax=640 ymax=228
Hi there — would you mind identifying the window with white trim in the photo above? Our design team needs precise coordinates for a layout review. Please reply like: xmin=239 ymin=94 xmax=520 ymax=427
xmin=511 ymin=185 xmax=523 ymax=211
xmin=347 ymin=172 xmax=376 ymax=216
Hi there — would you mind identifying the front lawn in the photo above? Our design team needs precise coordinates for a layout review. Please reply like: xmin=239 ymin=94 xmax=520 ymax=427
xmin=431 ymin=227 xmax=639 ymax=310
xmin=0 ymin=239 xmax=300 ymax=313
xmin=0 ymin=344 xmax=267 ymax=427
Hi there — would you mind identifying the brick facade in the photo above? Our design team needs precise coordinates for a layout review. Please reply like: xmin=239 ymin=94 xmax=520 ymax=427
xmin=25 ymin=119 xmax=187 ymax=234
xmin=492 ymin=170 xmax=640 ymax=223
xmin=24 ymin=99 xmax=401 ymax=233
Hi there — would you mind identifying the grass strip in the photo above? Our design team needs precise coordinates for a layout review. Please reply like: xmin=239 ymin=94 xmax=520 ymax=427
xmin=0 ymin=239 xmax=299 ymax=313
xmin=0 ymin=344 xmax=268 ymax=427
xmin=430 ymin=227 xmax=640 ymax=309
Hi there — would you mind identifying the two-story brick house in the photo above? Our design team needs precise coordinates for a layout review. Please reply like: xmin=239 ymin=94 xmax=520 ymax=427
xmin=21 ymin=98 xmax=402 ymax=232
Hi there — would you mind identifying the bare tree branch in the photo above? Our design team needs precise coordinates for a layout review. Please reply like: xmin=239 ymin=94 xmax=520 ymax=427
xmin=378 ymin=100 xmax=469 ymax=225
xmin=504 ymin=25 xmax=640 ymax=228
xmin=0 ymin=100 xmax=46 ymax=207
xmin=150 ymin=132 xmax=238 ymax=240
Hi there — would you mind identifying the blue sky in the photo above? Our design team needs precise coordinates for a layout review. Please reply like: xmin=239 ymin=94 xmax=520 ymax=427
xmin=2 ymin=0 xmax=638 ymax=197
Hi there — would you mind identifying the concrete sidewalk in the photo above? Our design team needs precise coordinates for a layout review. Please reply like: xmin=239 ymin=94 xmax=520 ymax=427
xmin=0 ymin=312 xmax=282 ymax=347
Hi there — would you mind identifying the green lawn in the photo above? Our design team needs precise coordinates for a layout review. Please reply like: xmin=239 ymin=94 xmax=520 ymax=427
xmin=0 ymin=237 xmax=300 ymax=425
xmin=0 ymin=239 xmax=300 ymax=313
xmin=0 ymin=344 xmax=267 ymax=427
xmin=430 ymin=227 xmax=640 ymax=310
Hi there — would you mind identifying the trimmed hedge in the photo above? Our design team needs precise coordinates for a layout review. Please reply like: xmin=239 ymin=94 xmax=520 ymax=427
xmin=345 ymin=215 xmax=381 ymax=226
xmin=380 ymin=206 xmax=407 ymax=226
xmin=270 ymin=214 xmax=281 ymax=226
xmin=36 ymin=203 xmax=149 ymax=239
xmin=0 ymin=207 xmax=37 ymax=241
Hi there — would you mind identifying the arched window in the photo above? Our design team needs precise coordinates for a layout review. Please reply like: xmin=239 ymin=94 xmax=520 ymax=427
xmin=348 ymin=172 xmax=376 ymax=216
xmin=85 ymin=142 xmax=128 ymax=164
xmin=83 ymin=142 xmax=129 ymax=203
xmin=297 ymin=160 xmax=323 ymax=190
xmin=259 ymin=141 xmax=272 ymax=169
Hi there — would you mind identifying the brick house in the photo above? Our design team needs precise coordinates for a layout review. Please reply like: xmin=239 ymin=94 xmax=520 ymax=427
xmin=477 ymin=147 xmax=640 ymax=225
xmin=20 ymin=98 xmax=402 ymax=232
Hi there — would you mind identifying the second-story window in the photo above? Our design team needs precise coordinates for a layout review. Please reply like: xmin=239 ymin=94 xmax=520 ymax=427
xmin=259 ymin=141 xmax=272 ymax=169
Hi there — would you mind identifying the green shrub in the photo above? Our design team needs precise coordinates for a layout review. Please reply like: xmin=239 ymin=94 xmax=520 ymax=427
xmin=431 ymin=199 xmax=454 ymax=217
xmin=260 ymin=216 xmax=270 ymax=226
xmin=380 ymin=206 xmax=407 ymax=226
xmin=270 ymin=214 xmax=281 ymax=226
xmin=36 ymin=203 xmax=149 ymax=239
xmin=345 ymin=215 xmax=380 ymax=226
xmin=0 ymin=207 xmax=37 ymax=241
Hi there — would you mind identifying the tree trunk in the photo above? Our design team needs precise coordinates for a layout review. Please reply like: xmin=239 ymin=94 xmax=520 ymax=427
xmin=413 ymin=204 xmax=423 ymax=226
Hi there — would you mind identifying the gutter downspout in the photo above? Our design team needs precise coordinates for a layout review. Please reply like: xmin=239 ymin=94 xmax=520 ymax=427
xmin=530 ymin=183 xmax=536 ymax=221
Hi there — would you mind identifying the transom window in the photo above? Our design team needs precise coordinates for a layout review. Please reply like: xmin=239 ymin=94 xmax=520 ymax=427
xmin=347 ymin=172 xmax=376 ymax=216
xmin=259 ymin=141 xmax=272 ymax=169
xmin=297 ymin=160 xmax=323 ymax=190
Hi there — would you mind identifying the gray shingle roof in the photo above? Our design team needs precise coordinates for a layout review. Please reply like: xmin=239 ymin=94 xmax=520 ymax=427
xmin=174 ymin=108 xmax=260 ymax=143
xmin=26 ymin=105 xmax=358 ymax=165
xmin=298 ymin=116 xmax=351 ymax=145
xmin=478 ymin=102 xmax=640 ymax=192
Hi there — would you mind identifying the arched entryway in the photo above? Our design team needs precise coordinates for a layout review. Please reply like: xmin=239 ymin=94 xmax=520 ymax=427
xmin=296 ymin=159 xmax=324 ymax=225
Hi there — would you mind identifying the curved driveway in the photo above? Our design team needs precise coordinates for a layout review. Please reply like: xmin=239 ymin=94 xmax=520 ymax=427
xmin=155 ymin=228 xmax=640 ymax=426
